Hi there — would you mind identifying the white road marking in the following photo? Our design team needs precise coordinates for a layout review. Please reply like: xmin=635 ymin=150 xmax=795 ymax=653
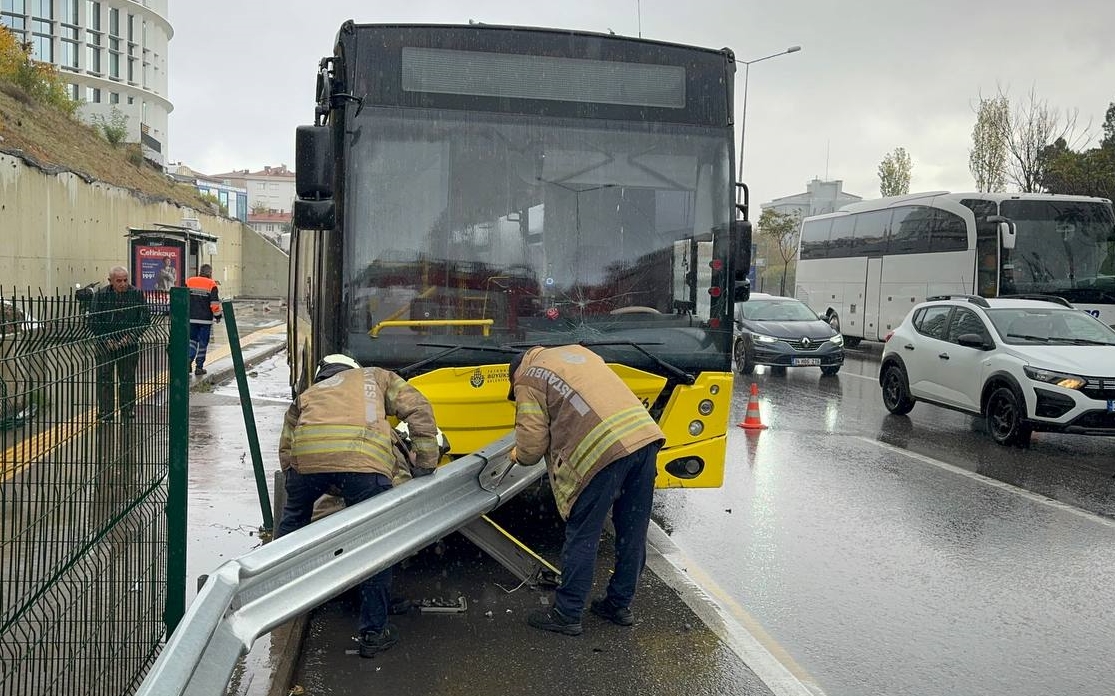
xmin=836 ymin=370 xmax=876 ymax=381
xmin=646 ymin=523 xmax=825 ymax=696
xmin=859 ymin=436 xmax=1115 ymax=529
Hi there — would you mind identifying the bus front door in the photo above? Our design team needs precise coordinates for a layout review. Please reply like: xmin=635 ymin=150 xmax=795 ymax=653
xmin=864 ymin=257 xmax=883 ymax=341
xmin=976 ymin=222 xmax=1000 ymax=296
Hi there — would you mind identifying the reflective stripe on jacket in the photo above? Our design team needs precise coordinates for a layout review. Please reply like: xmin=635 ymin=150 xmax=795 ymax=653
xmin=512 ymin=345 xmax=665 ymax=518
xmin=279 ymin=366 xmax=439 ymax=478
xmin=186 ymin=275 xmax=221 ymax=324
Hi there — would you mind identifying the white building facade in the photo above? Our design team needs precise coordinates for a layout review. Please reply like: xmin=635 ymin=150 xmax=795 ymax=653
xmin=210 ymin=165 xmax=297 ymax=215
xmin=1 ymin=0 xmax=173 ymax=165
xmin=762 ymin=178 xmax=862 ymax=219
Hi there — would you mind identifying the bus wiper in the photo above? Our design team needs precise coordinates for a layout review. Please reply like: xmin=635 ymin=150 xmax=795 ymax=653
xmin=503 ymin=339 xmax=695 ymax=384
xmin=1006 ymin=333 xmax=1050 ymax=343
xmin=579 ymin=340 xmax=695 ymax=385
xmin=398 ymin=343 xmax=517 ymax=378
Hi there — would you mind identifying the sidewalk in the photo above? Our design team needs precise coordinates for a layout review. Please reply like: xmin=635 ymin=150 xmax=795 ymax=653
xmin=188 ymin=299 xmax=288 ymax=389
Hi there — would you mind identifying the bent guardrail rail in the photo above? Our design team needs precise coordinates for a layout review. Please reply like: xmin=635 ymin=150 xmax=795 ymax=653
xmin=136 ymin=433 xmax=542 ymax=696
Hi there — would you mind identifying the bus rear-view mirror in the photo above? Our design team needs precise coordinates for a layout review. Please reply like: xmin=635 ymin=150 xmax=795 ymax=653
xmin=988 ymin=216 xmax=1016 ymax=250
xmin=293 ymin=199 xmax=335 ymax=230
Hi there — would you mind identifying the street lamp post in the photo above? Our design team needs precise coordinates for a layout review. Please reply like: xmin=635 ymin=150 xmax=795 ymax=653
xmin=737 ymin=45 xmax=801 ymax=184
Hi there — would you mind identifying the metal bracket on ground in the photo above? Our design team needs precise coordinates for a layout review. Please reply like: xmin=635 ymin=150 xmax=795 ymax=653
xmin=457 ymin=515 xmax=561 ymax=587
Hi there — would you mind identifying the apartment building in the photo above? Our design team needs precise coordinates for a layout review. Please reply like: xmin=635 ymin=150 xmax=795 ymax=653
xmin=1 ymin=0 xmax=172 ymax=165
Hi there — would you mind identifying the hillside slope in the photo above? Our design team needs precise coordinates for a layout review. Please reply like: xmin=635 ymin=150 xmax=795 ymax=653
xmin=0 ymin=82 xmax=211 ymax=210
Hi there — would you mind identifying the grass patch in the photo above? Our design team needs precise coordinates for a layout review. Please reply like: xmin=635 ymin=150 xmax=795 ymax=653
xmin=0 ymin=85 xmax=213 ymax=209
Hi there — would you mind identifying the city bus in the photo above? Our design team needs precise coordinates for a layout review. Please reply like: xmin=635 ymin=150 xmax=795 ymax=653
xmin=794 ymin=191 xmax=1115 ymax=345
xmin=288 ymin=22 xmax=752 ymax=488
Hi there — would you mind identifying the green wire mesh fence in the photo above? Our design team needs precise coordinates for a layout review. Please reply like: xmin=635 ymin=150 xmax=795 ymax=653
xmin=1 ymin=289 xmax=177 ymax=696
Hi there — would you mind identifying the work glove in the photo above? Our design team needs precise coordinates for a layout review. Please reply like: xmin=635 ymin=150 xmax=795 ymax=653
xmin=510 ymin=446 xmax=519 ymax=465
xmin=411 ymin=466 xmax=436 ymax=478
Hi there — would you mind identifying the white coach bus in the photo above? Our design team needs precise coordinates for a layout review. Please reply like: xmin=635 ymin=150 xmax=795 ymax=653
xmin=794 ymin=191 xmax=1115 ymax=345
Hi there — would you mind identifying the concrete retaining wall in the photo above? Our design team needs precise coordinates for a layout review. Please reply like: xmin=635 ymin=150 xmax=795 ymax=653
xmin=0 ymin=152 xmax=288 ymax=299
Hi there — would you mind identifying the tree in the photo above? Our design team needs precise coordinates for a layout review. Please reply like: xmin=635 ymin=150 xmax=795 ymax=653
xmin=92 ymin=107 xmax=129 ymax=146
xmin=0 ymin=26 xmax=78 ymax=115
xmin=969 ymin=95 xmax=1009 ymax=192
xmin=988 ymin=86 xmax=1083 ymax=192
xmin=878 ymin=147 xmax=912 ymax=197
xmin=757 ymin=208 xmax=800 ymax=296
xmin=1038 ymin=100 xmax=1115 ymax=199
xmin=1102 ymin=102 xmax=1115 ymax=149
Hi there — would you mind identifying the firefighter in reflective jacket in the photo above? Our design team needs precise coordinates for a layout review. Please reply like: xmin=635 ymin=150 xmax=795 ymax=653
xmin=276 ymin=354 xmax=438 ymax=657
xmin=508 ymin=345 xmax=665 ymax=636
xmin=185 ymin=264 xmax=221 ymax=376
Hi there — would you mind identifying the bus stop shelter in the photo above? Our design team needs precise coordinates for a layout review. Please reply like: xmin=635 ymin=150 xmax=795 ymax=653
xmin=127 ymin=222 xmax=219 ymax=296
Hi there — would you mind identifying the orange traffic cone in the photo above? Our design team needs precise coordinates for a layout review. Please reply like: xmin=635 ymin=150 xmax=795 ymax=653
xmin=738 ymin=382 xmax=768 ymax=430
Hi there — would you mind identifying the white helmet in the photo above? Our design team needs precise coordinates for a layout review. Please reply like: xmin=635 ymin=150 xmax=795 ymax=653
xmin=314 ymin=353 xmax=361 ymax=381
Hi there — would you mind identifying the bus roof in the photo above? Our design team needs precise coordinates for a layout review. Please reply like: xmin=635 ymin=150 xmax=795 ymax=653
xmin=834 ymin=191 xmax=1113 ymax=215
xmin=340 ymin=21 xmax=733 ymax=59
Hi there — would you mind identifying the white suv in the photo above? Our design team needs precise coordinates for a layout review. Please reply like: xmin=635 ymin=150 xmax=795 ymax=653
xmin=879 ymin=295 xmax=1115 ymax=446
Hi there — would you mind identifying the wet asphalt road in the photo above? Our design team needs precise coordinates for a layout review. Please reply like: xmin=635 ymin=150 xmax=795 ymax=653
xmin=655 ymin=345 xmax=1115 ymax=696
xmin=189 ymin=341 xmax=1115 ymax=696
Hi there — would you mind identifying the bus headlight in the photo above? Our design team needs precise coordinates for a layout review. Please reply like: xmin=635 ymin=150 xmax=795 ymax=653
xmin=697 ymin=399 xmax=714 ymax=416
xmin=751 ymin=332 xmax=778 ymax=343
xmin=688 ymin=420 xmax=705 ymax=436
xmin=1023 ymin=366 xmax=1085 ymax=390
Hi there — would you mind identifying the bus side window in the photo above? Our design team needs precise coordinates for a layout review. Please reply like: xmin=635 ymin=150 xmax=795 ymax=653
xmin=889 ymin=206 xmax=932 ymax=255
xmin=800 ymin=218 xmax=833 ymax=260
xmin=930 ymin=209 xmax=968 ymax=252
xmin=853 ymin=210 xmax=891 ymax=256
xmin=828 ymin=215 xmax=856 ymax=258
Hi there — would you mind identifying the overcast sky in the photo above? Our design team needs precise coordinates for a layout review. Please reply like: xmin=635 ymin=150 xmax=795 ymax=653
xmin=167 ymin=0 xmax=1115 ymax=209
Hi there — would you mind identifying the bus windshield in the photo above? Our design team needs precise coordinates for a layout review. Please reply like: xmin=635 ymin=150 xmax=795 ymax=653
xmin=342 ymin=106 xmax=732 ymax=369
xmin=1002 ymin=199 xmax=1115 ymax=303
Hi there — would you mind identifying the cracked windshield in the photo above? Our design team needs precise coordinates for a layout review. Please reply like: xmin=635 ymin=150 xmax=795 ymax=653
xmin=343 ymin=109 xmax=730 ymax=366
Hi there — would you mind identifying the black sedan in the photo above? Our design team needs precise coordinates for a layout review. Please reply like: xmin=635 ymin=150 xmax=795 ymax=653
xmin=733 ymin=294 xmax=845 ymax=375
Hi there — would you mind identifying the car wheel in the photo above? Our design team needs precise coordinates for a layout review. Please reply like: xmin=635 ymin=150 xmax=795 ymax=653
xmin=880 ymin=363 xmax=915 ymax=415
xmin=821 ymin=365 xmax=841 ymax=376
xmin=985 ymin=386 xmax=1032 ymax=447
xmin=733 ymin=340 xmax=754 ymax=375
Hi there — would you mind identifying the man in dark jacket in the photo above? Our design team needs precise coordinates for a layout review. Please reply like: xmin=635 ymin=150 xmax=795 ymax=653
xmin=276 ymin=353 xmax=439 ymax=657
xmin=89 ymin=266 xmax=150 ymax=420
xmin=508 ymin=345 xmax=666 ymax=636
xmin=186 ymin=264 xmax=222 ymax=376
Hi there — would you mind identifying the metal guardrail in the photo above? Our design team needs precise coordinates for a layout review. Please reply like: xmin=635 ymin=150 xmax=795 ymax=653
xmin=135 ymin=434 xmax=543 ymax=696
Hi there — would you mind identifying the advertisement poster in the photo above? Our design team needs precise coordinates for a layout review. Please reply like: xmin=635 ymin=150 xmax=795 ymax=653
xmin=133 ymin=244 xmax=184 ymax=293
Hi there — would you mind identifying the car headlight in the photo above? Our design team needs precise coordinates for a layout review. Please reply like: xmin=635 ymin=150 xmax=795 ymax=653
xmin=751 ymin=332 xmax=778 ymax=343
xmin=829 ymin=334 xmax=844 ymax=346
xmin=1023 ymin=366 xmax=1086 ymax=390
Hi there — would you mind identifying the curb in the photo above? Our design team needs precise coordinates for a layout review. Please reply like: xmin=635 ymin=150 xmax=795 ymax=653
xmin=187 ymin=331 xmax=287 ymax=392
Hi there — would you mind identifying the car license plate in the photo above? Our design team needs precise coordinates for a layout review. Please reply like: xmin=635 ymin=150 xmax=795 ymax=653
xmin=1108 ymin=400 xmax=1115 ymax=413
xmin=792 ymin=358 xmax=822 ymax=367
